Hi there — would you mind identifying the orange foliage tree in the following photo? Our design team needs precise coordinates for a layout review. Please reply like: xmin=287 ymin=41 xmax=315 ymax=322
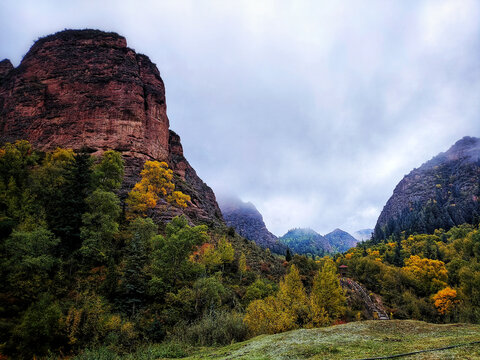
xmin=432 ymin=287 xmax=459 ymax=315
xmin=125 ymin=161 xmax=190 ymax=219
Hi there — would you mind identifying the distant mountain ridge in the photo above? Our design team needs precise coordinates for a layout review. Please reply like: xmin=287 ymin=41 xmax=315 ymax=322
xmin=324 ymin=228 xmax=358 ymax=252
xmin=279 ymin=228 xmax=332 ymax=256
xmin=219 ymin=197 xmax=360 ymax=256
xmin=218 ymin=196 xmax=287 ymax=254
xmin=375 ymin=136 xmax=480 ymax=240
xmin=278 ymin=227 xmax=358 ymax=255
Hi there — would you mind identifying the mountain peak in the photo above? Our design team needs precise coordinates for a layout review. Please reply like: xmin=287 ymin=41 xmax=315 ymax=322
xmin=279 ymin=228 xmax=332 ymax=255
xmin=324 ymin=228 xmax=358 ymax=252
xmin=375 ymin=136 xmax=480 ymax=240
xmin=218 ymin=196 xmax=286 ymax=254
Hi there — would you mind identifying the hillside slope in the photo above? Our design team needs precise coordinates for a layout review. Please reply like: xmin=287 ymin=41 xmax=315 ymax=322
xmin=375 ymin=136 xmax=480 ymax=240
xmin=218 ymin=196 xmax=287 ymax=254
xmin=76 ymin=320 xmax=480 ymax=359
xmin=324 ymin=228 xmax=358 ymax=252
xmin=279 ymin=228 xmax=332 ymax=256
xmin=185 ymin=320 xmax=480 ymax=359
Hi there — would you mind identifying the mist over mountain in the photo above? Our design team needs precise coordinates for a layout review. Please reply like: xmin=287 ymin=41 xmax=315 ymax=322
xmin=217 ymin=195 xmax=287 ymax=254
xmin=375 ymin=136 xmax=480 ymax=240
xmin=353 ymin=229 xmax=374 ymax=242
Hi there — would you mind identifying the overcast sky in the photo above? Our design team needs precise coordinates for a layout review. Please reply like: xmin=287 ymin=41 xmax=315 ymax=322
xmin=1 ymin=0 xmax=480 ymax=236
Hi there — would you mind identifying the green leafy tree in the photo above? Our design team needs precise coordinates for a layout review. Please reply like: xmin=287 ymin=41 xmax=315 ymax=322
xmin=11 ymin=294 xmax=63 ymax=358
xmin=0 ymin=140 xmax=40 ymax=234
xmin=4 ymin=228 xmax=60 ymax=301
xmin=80 ymin=189 xmax=121 ymax=265
xmin=286 ymin=248 xmax=292 ymax=262
xmin=243 ymin=278 xmax=276 ymax=304
xmin=92 ymin=150 xmax=124 ymax=192
xmin=149 ymin=216 xmax=207 ymax=297
xmin=238 ymin=252 xmax=247 ymax=281
xmin=193 ymin=276 xmax=226 ymax=313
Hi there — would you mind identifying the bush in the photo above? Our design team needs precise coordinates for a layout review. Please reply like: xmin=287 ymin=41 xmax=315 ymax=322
xmin=172 ymin=310 xmax=247 ymax=346
xmin=132 ymin=342 xmax=189 ymax=359
xmin=74 ymin=347 xmax=118 ymax=360
xmin=11 ymin=294 xmax=64 ymax=358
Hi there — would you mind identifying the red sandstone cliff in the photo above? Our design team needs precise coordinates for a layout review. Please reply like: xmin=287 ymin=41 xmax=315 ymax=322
xmin=0 ymin=29 xmax=223 ymax=226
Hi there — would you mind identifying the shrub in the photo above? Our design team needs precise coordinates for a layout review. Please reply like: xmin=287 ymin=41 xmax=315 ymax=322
xmin=74 ymin=347 xmax=118 ymax=360
xmin=11 ymin=294 xmax=64 ymax=358
xmin=172 ymin=310 xmax=247 ymax=346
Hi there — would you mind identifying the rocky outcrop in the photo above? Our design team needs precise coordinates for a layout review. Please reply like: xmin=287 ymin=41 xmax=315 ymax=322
xmin=340 ymin=278 xmax=389 ymax=320
xmin=324 ymin=228 xmax=358 ymax=252
xmin=0 ymin=59 xmax=13 ymax=81
xmin=218 ymin=196 xmax=287 ymax=254
xmin=375 ymin=136 xmax=480 ymax=240
xmin=0 ymin=29 xmax=223 ymax=226
xmin=169 ymin=131 xmax=224 ymax=224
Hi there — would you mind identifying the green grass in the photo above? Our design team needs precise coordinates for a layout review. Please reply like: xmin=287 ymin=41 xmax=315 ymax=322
xmin=182 ymin=320 xmax=480 ymax=360
xmin=72 ymin=320 xmax=480 ymax=360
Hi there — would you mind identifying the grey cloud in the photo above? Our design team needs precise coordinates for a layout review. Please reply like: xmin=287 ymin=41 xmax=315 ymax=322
xmin=1 ymin=0 xmax=480 ymax=236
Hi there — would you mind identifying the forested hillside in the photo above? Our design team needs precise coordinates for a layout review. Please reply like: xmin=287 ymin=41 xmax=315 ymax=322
xmin=0 ymin=141 xmax=286 ymax=358
xmin=374 ymin=136 xmax=480 ymax=241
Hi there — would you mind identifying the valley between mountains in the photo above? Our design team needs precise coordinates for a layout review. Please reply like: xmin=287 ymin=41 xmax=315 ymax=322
xmin=1 ymin=30 xmax=480 ymax=359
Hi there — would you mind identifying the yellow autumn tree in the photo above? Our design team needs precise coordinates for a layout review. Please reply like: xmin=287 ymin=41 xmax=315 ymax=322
xmin=433 ymin=287 xmax=459 ymax=315
xmin=238 ymin=252 xmax=247 ymax=281
xmin=309 ymin=258 xmax=346 ymax=327
xmin=189 ymin=237 xmax=235 ymax=273
xmin=125 ymin=161 xmax=190 ymax=219
xmin=243 ymin=296 xmax=296 ymax=335
xmin=403 ymin=255 xmax=448 ymax=295
xmin=190 ymin=243 xmax=222 ymax=271
xmin=244 ymin=265 xmax=309 ymax=335
xmin=278 ymin=265 xmax=309 ymax=321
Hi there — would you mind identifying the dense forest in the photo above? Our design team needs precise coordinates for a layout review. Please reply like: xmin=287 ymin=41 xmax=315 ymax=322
xmin=1 ymin=140 xmax=480 ymax=359
xmin=0 ymin=140 xmax=282 ymax=358
xmin=342 ymin=224 xmax=480 ymax=323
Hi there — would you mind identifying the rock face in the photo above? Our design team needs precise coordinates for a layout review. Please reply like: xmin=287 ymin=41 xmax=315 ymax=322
xmin=218 ymin=196 xmax=287 ymax=254
xmin=0 ymin=29 xmax=223 ymax=226
xmin=375 ymin=136 xmax=480 ymax=240
xmin=324 ymin=228 xmax=358 ymax=252
xmin=279 ymin=228 xmax=332 ymax=256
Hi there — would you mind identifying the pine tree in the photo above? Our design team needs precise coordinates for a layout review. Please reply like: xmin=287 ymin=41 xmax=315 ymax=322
xmin=286 ymin=248 xmax=292 ymax=262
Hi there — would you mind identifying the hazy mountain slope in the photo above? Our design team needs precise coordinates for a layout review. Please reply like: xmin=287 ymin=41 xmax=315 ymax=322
xmin=278 ymin=228 xmax=332 ymax=256
xmin=375 ymin=136 xmax=480 ymax=240
xmin=353 ymin=228 xmax=373 ymax=241
xmin=324 ymin=228 xmax=358 ymax=252
xmin=218 ymin=196 xmax=287 ymax=254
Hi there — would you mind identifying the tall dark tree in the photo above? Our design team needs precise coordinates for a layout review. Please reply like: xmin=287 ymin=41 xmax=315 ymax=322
xmin=51 ymin=151 xmax=93 ymax=254
xmin=286 ymin=248 xmax=292 ymax=262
